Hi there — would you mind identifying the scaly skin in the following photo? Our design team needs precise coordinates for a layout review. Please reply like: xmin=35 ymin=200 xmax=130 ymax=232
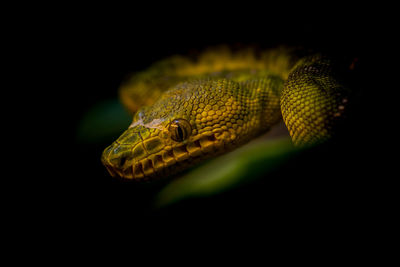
xmin=101 ymin=47 xmax=350 ymax=180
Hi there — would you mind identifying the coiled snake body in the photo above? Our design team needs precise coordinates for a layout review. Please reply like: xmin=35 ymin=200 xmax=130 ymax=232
xmin=101 ymin=47 xmax=350 ymax=180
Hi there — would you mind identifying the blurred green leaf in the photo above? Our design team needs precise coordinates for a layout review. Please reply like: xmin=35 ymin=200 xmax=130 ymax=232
xmin=76 ymin=99 xmax=132 ymax=144
xmin=155 ymin=137 xmax=301 ymax=208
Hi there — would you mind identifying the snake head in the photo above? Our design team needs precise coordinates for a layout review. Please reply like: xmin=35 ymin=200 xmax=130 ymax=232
xmin=101 ymin=113 xmax=225 ymax=180
xmin=101 ymin=80 xmax=226 ymax=180
xmin=101 ymin=79 xmax=277 ymax=180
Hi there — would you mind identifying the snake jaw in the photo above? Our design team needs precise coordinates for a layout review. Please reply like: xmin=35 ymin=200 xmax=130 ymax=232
xmin=101 ymin=123 xmax=230 ymax=180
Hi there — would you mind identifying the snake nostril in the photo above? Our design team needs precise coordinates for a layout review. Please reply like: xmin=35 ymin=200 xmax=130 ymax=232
xmin=119 ymin=156 xmax=127 ymax=167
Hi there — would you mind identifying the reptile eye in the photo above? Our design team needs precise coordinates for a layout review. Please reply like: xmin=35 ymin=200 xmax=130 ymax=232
xmin=169 ymin=119 xmax=192 ymax=142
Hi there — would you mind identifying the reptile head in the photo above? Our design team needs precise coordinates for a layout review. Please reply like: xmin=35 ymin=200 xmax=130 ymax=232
xmin=102 ymin=81 xmax=240 ymax=180
xmin=101 ymin=112 xmax=204 ymax=180
xmin=101 ymin=79 xmax=259 ymax=180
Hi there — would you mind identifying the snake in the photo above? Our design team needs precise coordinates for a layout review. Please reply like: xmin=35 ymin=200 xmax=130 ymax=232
xmin=101 ymin=46 xmax=351 ymax=180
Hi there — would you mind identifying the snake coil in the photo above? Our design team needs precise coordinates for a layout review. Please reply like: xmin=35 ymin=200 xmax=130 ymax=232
xmin=101 ymin=47 xmax=351 ymax=180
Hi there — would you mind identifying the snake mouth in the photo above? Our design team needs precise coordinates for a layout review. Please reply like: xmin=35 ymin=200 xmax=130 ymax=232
xmin=104 ymin=132 xmax=224 ymax=180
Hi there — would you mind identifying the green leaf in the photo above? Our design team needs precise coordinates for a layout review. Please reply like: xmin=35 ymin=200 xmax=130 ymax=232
xmin=155 ymin=137 xmax=301 ymax=208
xmin=76 ymin=99 xmax=132 ymax=144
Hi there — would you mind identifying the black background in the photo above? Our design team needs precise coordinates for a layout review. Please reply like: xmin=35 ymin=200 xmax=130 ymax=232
xmin=27 ymin=6 xmax=391 ymax=243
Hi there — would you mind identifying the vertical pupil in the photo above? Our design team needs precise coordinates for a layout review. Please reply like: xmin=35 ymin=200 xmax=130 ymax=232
xmin=177 ymin=125 xmax=184 ymax=140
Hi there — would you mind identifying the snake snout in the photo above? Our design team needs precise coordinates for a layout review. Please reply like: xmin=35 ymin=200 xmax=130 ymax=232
xmin=101 ymin=142 xmax=135 ymax=178
xmin=101 ymin=126 xmax=169 ymax=179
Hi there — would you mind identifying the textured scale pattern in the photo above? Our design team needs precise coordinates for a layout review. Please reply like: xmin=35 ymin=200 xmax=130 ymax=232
xmin=101 ymin=47 xmax=350 ymax=180
xmin=281 ymin=56 xmax=349 ymax=146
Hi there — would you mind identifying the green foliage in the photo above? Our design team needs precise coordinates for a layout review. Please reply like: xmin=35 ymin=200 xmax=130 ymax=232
xmin=155 ymin=137 xmax=300 ymax=207
xmin=76 ymin=99 xmax=131 ymax=144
